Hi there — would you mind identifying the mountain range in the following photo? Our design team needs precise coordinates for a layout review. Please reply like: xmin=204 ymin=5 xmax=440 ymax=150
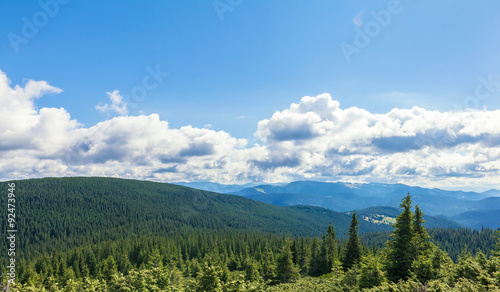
xmin=179 ymin=180 xmax=500 ymax=229
xmin=0 ymin=177 xmax=462 ymax=261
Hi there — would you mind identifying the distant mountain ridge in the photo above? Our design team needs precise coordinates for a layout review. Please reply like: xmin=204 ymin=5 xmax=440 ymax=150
xmin=175 ymin=181 xmax=260 ymax=194
xmin=351 ymin=206 xmax=461 ymax=229
xmin=448 ymin=209 xmax=500 ymax=230
xmin=183 ymin=180 xmax=498 ymax=229
xmin=1 ymin=177 xmax=399 ymax=260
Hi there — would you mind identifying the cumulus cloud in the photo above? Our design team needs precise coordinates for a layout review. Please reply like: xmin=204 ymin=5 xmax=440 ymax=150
xmin=96 ymin=90 xmax=128 ymax=115
xmin=0 ymin=70 xmax=79 ymax=156
xmin=253 ymin=93 xmax=500 ymax=187
xmin=1 ymin=69 xmax=500 ymax=189
xmin=256 ymin=93 xmax=500 ymax=153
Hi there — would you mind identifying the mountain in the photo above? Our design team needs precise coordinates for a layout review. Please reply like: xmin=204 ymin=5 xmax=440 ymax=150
xmin=0 ymin=177 xmax=393 ymax=260
xmin=482 ymin=189 xmax=500 ymax=197
xmin=352 ymin=206 xmax=462 ymax=229
xmin=233 ymin=181 xmax=500 ymax=228
xmin=175 ymin=181 xmax=259 ymax=194
xmin=449 ymin=209 xmax=500 ymax=230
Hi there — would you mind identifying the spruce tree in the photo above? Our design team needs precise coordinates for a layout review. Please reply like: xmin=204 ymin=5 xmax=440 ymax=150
xmin=220 ymin=263 xmax=230 ymax=283
xmin=194 ymin=262 xmax=222 ymax=292
xmin=261 ymin=243 xmax=276 ymax=281
xmin=343 ymin=211 xmax=362 ymax=271
xmin=326 ymin=223 xmax=338 ymax=271
xmin=413 ymin=204 xmax=431 ymax=260
xmin=244 ymin=257 xmax=260 ymax=282
xmin=297 ymin=238 xmax=310 ymax=275
xmin=358 ymin=254 xmax=386 ymax=289
xmin=309 ymin=237 xmax=321 ymax=276
xmin=318 ymin=235 xmax=329 ymax=274
xmin=275 ymin=240 xmax=300 ymax=283
xmin=492 ymin=230 xmax=500 ymax=257
xmin=386 ymin=193 xmax=415 ymax=282
xmin=101 ymin=255 xmax=118 ymax=283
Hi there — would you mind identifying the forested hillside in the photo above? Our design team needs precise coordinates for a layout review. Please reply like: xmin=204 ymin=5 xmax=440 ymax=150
xmin=0 ymin=177 xmax=392 ymax=262
xmin=1 ymin=178 xmax=499 ymax=291
xmin=1 ymin=192 xmax=499 ymax=291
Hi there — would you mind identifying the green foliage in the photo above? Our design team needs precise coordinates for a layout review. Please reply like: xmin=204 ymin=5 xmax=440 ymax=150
xmin=261 ymin=243 xmax=276 ymax=281
xmin=189 ymin=262 xmax=222 ymax=292
xmin=385 ymin=193 xmax=416 ymax=282
xmin=362 ymin=227 xmax=500 ymax=262
xmin=343 ymin=212 xmax=362 ymax=271
xmin=358 ymin=254 xmax=386 ymax=289
xmin=413 ymin=205 xmax=432 ymax=257
xmin=100 ymin=255 xmax=117 ymax=282
xmin=275 ymin=240 xmax=300 ymax=283
xmin=0 ymin=176 xmax=395 ymax=269
xmin=244 ymin=258 xmax=260 ymax=282
xmin=2 ymin=179 xmax=500 ymax=291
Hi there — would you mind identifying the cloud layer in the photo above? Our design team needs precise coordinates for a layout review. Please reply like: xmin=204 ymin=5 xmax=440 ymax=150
xmin=2 ymin=70 xmax=500 ymax=189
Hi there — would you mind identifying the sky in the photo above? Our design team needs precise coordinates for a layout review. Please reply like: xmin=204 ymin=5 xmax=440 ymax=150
xmin=1 ymin=0 xmax=500 ymax=191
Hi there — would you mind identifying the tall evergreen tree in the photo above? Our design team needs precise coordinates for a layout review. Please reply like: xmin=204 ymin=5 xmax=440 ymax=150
xmin=343 ymin=211 xmax=362 ymax=271
xmin=275 ymin=240 xmax=300 ymax=283
xmin=297 ymin=238 xmax=310 ymax=275
xmin=193 ymin=262 xmax=222 ymax=292
xmin=291 ymin=240 xmax=298 ymax=264
xmin=101 ymin=255 xmax=118 ymax=283
xmin=318 ymin=235 xmax=329 ymax=274
xmin=244 ymin=257 xmax=260 ymax=282
xmin=326 ymin=223 xmax=338 ymax=271
xmin=492 ymin=230 xmax=500 ymax=257
xmin=261 ymin=243 xmax=276 ymax=281
xmin=309 ymin=237 xmax=321 ymax=276
xmin=386 ymin=193 xmax=415 ymax=282
xmin=413 ymin=204 xmax=431 ymax=259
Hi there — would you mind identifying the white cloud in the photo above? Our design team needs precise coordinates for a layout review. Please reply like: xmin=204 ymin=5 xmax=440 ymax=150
xmin=1 ymin=70 xmax=500 ymax=190
xmin=0 ymin=70 xmax=79 ymax=156
xmin=96 ymin=90 xmax=128 ymax=115
xmin=253 ymin=93 xmax=500 ymax=188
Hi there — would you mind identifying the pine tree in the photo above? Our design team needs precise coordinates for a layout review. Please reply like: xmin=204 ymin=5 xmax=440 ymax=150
xmin=326 ymin=223 xmax=338 ymax=272
xmin=386 ymin=193 xmax=415 ymax=282
xmin=291 ymin=240 xmax=298 ymax=264
xmin=190 ymin=259 xmax=201 ymax=278
xmin=492 ymin=230 xmax=500 ymax=257
xmin=261 ymin=243 xmax=276 ymax=281
xmin=413 ymin=205 xmax=431 ymax=259
xmin=220 ymin=263 xmax=230 ymax=283
xmin=358 ymin=254 xmax=386 ymax=289
xmin=147 ymin=249 xmax=163 ymax=269
xmin=18 ymin=262 xmax=38 ymax=286
xmin=318 ymin=235 xmax=329 ymax=274
xmin=101 ymin=255 xmax=118 ymax=283
xmin=244 ymin=257 xmax=260 ymax=282
xmin=193 ymin=262 xmax=222 ymax=292
xmin=309 ymin=237 xmax=321 ymax=276
xmin=343 ymin=211 xmax=362 ymax=271
xmin=297 ymin=238 xmax=310 ymax=275
xmin=275 ymin=240 xmax=300 ymax=283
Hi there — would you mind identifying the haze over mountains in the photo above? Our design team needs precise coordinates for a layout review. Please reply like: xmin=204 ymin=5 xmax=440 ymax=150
xmin=179 ymin=181 xmax=500 ymax=229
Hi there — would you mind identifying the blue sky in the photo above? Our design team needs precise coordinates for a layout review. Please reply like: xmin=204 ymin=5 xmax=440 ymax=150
xmin=1 ymin=0 xmax=500 ymax=190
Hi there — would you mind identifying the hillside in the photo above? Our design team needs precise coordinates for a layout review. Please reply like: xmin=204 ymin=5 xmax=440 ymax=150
xmin=449 ymin=209 xmax=500 ymax=230
xmin=0 ymin=177 xmax=392 ymax=260
xmin=1 ymin=177 xmax=499 ymax=291
xmin=351 ymin=206 xmax=462 ymax=229
xmin=233 ymin=181 xmax=500 ymax=228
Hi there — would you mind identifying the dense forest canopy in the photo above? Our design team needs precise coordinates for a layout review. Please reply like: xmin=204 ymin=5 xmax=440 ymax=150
xmin=1 ymin=178 xmax=499 ymax=291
